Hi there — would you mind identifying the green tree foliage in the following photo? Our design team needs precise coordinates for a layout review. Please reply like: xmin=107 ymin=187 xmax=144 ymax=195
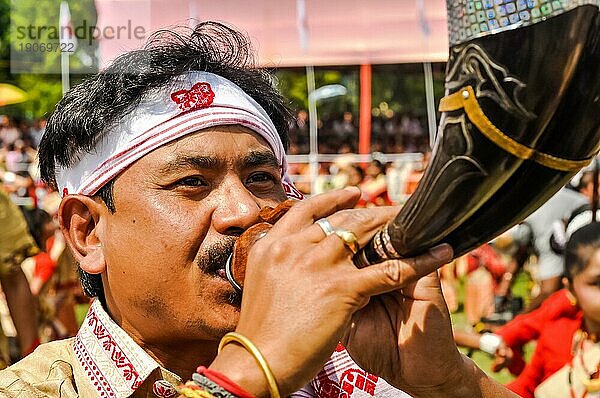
xmin=0 ymin=0 xmax=97 ymax=119
xmin=0 ymin=0 xmax=11 ymax=82
xmin=275 ymin=66 xmax=359 ymax=117
xmin=274 ymin=63 xmax=446 ymax=123
xmin=372 ymin=63 xmax=446 ymax=119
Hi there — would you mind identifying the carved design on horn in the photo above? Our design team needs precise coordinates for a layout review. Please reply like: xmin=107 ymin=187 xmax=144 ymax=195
xmin=446 ymin=43 xmax=536 ymax=120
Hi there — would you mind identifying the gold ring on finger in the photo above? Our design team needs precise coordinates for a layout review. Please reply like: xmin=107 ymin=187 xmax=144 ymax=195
xmin=335 ymin=228 xmax=359 ymax=254
xmin=316 ymin=218 xmax=335 ymax=237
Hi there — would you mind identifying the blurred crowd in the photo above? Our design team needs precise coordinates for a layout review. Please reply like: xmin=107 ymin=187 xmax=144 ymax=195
xmin=288 ymin=153 xmax=429 ymax=206
xmin=288 ymin=110 xmax=430 ymax=155
xmin=0 ymin=116 xmax=48 ymax=206
xmin=0 ymin=114 xmax=83 ymax=368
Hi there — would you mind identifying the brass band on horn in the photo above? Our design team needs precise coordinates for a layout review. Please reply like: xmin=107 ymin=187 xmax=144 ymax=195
xmin=439 ymin=86 xmax=595 ymax=172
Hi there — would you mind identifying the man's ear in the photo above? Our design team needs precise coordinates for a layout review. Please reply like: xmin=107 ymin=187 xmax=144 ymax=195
xmin=58 ymin=195 xmax=107 ymax=275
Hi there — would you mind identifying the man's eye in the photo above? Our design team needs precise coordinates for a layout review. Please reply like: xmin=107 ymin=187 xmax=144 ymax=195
xmin=175 ymin=176 xmax=207 ymax=187
xmin=247 ymin=172 xmax=277 ymax=184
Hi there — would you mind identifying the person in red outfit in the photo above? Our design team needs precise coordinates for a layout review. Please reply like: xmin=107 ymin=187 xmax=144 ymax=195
xmin=501 ymin=289 xmax=581 ymax=397
xmin=534 ymin=222 xmax=600 ymax=397
xmin=21 ymin=208 xmax=56 ymax=296
xmin=360 ymin=160 xmax=393 ymax=207
xmin=454 ymin=288 xmax=579 ymax=377
xmin=455 ymin=222 xmax=600 ymax=397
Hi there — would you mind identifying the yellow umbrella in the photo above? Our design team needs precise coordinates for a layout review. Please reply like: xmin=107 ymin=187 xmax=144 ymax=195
xmin=0 ymin=83 xmax=28 ymax=106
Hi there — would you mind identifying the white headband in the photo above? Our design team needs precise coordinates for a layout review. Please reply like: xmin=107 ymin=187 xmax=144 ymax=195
xmin=56 ymin=71 xmax=303 ymax=200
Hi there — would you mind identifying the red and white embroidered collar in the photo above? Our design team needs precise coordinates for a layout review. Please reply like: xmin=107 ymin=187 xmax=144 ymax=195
xmin=73 ymin=300 xmax=177 ymax=398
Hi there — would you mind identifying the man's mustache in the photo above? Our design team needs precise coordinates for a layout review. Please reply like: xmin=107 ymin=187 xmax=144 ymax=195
xmin=196 ymin=237 xmax=237 ymax=274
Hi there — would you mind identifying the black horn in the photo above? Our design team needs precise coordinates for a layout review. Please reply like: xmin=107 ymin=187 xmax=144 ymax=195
xmin=354 ymin=1 xmax=600 ymax=267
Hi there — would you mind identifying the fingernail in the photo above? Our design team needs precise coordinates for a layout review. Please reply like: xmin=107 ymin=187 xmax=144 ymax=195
xmin=429 ymin=244 xmax=453 ymax=261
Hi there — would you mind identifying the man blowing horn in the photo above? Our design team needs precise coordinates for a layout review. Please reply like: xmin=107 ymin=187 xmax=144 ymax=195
xmin=0 ymin=23 xmax=516 ymax=398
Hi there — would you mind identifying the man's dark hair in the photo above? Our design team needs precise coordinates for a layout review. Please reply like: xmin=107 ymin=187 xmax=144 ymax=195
xmin=564 ymin=221 xmax=600 ymax=281
xmin=38 ymin=22 xmax=293 ymax=300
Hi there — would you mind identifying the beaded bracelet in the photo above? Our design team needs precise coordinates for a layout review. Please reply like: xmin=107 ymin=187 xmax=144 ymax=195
xmin=190 ymin=373 xmax=241 ymax=398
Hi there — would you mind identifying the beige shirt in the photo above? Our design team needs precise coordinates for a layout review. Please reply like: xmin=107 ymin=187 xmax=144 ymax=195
xmin=0 ymin=188 xmax=38 ymax=274
xmin=0 ymin=300 xmax=181 ymax=398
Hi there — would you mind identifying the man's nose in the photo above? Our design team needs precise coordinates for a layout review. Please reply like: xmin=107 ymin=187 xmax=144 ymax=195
xmin=212 ymin=180 xmax=261 ymax=236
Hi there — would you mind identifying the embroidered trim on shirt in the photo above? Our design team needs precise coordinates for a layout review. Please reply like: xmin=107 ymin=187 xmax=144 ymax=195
xmin=73 ymin=300 xmax=160 ymax=398
xmin=74 ymin=336 xmax=117 ymax=397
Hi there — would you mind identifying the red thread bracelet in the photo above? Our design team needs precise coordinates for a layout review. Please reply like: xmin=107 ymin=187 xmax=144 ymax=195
xmin=197 ymin=366 xmax=256 ymax=398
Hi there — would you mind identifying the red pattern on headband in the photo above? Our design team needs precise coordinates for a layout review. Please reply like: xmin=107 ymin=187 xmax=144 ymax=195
xmin=171 ymin=82 xmax=215 ymax=112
